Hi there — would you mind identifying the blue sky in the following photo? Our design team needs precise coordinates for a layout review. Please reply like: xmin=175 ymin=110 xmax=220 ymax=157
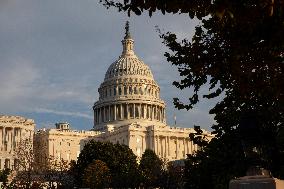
xmin=0 ymin=0 xmax=219 ymax=131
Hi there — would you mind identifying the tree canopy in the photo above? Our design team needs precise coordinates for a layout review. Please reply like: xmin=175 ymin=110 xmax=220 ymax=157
xmin=100 ymin=0 xmax=284 ymax=188
xmin=139 ymin=149 xmax=164 ymax=188
xmin=74 ymin=140 xmax=141 ymax=188
xmin=83 ymin=160 xmax=111 ymax=189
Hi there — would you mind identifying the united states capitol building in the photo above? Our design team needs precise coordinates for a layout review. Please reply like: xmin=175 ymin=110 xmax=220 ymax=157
xmin=1 ymin=23 xmax=213 ymax=170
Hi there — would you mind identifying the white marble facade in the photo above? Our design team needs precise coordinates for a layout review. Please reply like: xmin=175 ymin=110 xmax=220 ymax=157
xmin=93 ymin=22 xmax=166 ymax=131
xmin=0 ymin=115 xmax=35 ymax=170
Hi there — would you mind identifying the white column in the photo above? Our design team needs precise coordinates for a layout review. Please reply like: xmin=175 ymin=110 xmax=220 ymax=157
xmin=152 ymin=105 xmax=154 ymax=120
xmin=142 ymin=136 xmax=146 ymax=152
xmin=0 ymin=127 xmax=3 ymax=149
xmin=114 ymin=104 xmax=117 ymax=120
xmin=183 ymin=138 xmax=186 ymax=158
xmin=133 ymin=103 xmax=135 ymax=118
xmin=127 ymin=104 xmax=129 ymax=119
xmin=139 ymin=104 xmax=142 ymax=119
xmin=176 ymin=138 xmax=178 ymax=158
xmin=167 ymin=136 xmax=170 ymax=156
xmin=108 ymin=105 xmax=111 ymax=121
xmin=164 ymin=137 xmax=167 ymax=157
xmin=120 ymin=104 xmax=123 ymax=119
xmin=11 ymin=128 xmax=15 ymax=152
xmin=2 ymin=127 xmax=5 ymax=151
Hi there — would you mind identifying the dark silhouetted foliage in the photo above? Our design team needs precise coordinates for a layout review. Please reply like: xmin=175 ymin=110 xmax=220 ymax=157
xmin=139 ymin=149 xmax=164 ymax=188
xmin=100 ymin=0 xmax=284 ymax=188
xmin=74 ymin=140 xmax=141 ymax=188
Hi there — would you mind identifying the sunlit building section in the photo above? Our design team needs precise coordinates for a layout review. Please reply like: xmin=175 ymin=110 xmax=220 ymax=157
xmin=89 ymin=22 xmax=213 ymax=160
xmin=34 ymin=122 xmax=101 ymax=165
xmin=0 ymin=115 xmax=35 ymax=170
xmin=34 ymin=22 xmax=213 ymax=164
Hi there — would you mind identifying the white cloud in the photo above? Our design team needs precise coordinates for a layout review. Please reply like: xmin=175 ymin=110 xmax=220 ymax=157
xmin=0 ymin=0 xmax=219 ymax=130
xmin=34 ymin=108 xmax=93 ymax=119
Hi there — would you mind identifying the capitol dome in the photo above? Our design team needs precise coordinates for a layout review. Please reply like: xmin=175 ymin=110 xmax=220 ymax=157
xmin=93 ymin=22 xmax=166 ymax=131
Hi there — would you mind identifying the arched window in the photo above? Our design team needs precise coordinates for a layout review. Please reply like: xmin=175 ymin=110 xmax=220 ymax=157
xmin=134 ymin=87 xmax=138 ymax=94
xmin=118 ymin=87 xmax=122 ymax=95
xmin=124 ymin=86 xmax=127 ymax=95
xmin=129 ymin=86 xmax=133 ymax=94
xmin=113 ymin=86 xmax=117 ymax=96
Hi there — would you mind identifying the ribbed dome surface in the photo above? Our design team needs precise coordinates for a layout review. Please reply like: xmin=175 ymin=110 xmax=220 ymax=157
xmin=104 ymin=56 xmax=154 ymax=80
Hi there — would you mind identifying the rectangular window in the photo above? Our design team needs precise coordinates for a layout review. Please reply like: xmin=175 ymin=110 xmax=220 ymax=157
xmin=124 ymin=86 xmax=127 ymax=95
xmin=114 ymin=86 xmax=117 ymax=96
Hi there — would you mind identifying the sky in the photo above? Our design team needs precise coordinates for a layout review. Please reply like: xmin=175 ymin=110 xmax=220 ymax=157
xmin=0 ymin=0 xmax=220 ymax=131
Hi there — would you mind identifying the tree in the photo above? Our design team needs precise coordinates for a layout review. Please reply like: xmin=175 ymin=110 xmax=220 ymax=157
xmin=166 ymin=161 xmax=184 ymax=189
xmin=82 ymin=160 xmax=111 ymax=189
xmin=0 ymin=168 xmax=11 ymax=186
xmin=99 ymin=0 xmax=284 ymax=188
xmin=74 ymin=140 xmax=141 ymax=188
xmin=139 ymin=149 xmax=164 ymax=188
xmin=42 ymin=156 xmax=72 ymax=189
xmin=12 ymin=138 xmax=37 ymax=189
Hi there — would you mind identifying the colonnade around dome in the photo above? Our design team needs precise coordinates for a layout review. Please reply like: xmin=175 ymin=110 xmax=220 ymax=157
xmin=94 ymin=103 xmax=166 ymax=126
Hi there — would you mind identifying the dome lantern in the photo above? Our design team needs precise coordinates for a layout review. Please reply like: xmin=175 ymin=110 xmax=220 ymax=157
xmin=121 ymin=21 xmax=135 ymax=57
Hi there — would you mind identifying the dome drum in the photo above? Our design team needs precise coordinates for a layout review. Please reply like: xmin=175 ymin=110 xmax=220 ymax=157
xmin=93 ymin=102 xmax=166 ymax=131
